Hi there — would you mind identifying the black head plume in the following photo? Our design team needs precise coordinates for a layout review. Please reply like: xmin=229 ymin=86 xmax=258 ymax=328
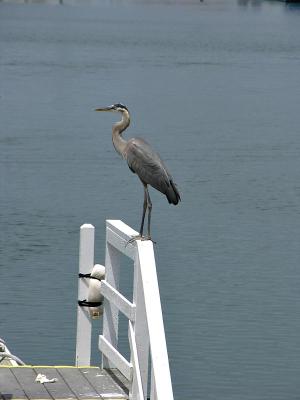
xmin=113 ymin=103 xmax=128 ymax=111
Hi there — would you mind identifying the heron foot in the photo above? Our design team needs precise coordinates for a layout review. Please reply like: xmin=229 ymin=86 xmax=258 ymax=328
xmin=141 ymin=235 xmax=156 ymax=244
xmin=126 ymin=235 xmax=156 ymax=247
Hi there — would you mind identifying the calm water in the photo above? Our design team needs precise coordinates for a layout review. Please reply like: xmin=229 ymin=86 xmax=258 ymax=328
xmin=1 ymin=0 xmax=300 ymax=398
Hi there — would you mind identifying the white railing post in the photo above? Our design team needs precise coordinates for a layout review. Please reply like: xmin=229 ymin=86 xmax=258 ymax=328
xmin=101 ymin=229 xmax=121 ymax=368
xmin=75 ymin=224 xmax=95 ymax=366
xmin=137 ymin=241 xmax=174 ymax=400
xmin=131 ymin=253 xmax=149 ymax=399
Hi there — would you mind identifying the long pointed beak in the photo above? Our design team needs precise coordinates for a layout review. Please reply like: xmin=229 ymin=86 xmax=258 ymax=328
xmin=94 ymin=106 xmax=113 ymax=112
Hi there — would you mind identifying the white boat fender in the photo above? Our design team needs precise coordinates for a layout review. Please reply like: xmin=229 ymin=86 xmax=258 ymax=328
xmin=78 ymin=264 xmax=106 ymax=319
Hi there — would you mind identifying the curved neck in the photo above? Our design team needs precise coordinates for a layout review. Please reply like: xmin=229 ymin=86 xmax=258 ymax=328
xmin=112 ymin=110 xmax=130 ymax=156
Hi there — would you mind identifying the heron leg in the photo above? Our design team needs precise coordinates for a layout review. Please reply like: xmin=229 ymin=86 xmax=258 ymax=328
xmin=126 ymin=183 xmax=155 ymax=246
xmin=139 ymin=184 xmax=148 ymax=237
xmin=145 ymin=186 xmax=152 ymax=238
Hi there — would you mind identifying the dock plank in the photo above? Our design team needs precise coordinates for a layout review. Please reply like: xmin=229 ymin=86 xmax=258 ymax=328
xmin=0 ymin=367 xmax=28 ymax=400
xmin=80 ymin=368 xmax=128 ymax=399
xmin=105 ymin=369 xmax=129 ymax=394
xmin=57 ymin=368 xmax=101 ymax=399
xmin=33 ymin=367 xmax=77 ymax=400
xmin=11 ymin=367 xmax=52 ymax=400
xmin=0 ymin=367 xmax=129 ymax=400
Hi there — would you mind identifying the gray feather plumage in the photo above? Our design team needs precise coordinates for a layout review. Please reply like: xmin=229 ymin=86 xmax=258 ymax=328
xmin=124 ymin=138 xmax=180 ymax=205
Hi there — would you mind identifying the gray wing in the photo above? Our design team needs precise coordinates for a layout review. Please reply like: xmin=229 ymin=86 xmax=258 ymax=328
xmin=124 ymin=138 xmax=180 ymax=204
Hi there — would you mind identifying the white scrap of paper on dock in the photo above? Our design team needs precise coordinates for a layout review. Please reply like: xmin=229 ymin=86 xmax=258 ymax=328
xmin=35 ymin=373 xmax=58 ymax=384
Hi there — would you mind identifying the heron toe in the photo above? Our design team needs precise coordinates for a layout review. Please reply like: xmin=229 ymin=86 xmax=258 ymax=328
xmin=126 ymin=235 xmax=156 ymax=247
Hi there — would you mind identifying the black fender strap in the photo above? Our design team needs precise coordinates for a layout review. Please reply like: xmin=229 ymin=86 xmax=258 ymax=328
xmin=78 ymin=299 xmax=102 ymax=307
xmin=78 ymin=273 xmax=101 ymax=281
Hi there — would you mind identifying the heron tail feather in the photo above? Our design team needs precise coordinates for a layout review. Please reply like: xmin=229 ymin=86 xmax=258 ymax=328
xmin=166 ymin=180 xmax=181 ymax=205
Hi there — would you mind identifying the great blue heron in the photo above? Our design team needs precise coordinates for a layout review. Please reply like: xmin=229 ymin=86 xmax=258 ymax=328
xmin=95 ymin=103 xmax=181 ymax=241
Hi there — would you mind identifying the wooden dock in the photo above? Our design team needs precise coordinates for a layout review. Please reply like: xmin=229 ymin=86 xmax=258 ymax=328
xmin=0 ymin=366 xmax=128 ymax=400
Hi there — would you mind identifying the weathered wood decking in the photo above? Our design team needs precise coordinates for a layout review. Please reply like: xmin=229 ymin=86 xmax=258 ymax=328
xmin=0 ymin=366 xmax=128 ymax=400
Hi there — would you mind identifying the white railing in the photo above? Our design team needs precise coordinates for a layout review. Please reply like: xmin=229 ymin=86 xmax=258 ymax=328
xmin=75 ymin=220 xmax=174 ymax=400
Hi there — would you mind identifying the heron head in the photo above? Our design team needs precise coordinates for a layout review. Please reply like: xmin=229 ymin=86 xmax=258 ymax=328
xmin=95 ymin=103 xmax=129 ymax=113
